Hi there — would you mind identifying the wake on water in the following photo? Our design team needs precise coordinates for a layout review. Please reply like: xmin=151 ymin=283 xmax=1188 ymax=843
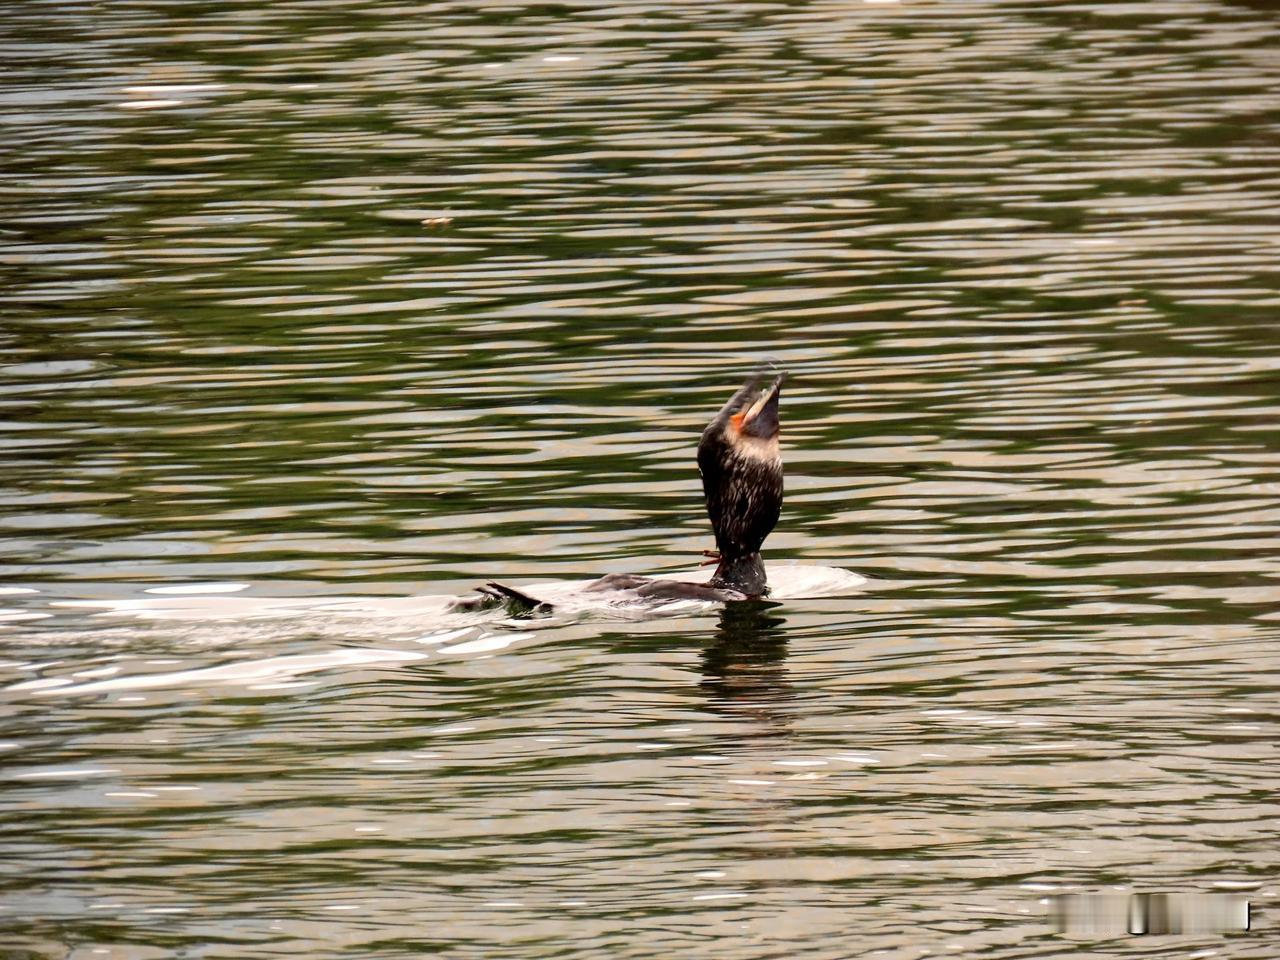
xmin=4 ymin=564 xmax=867 ymax=698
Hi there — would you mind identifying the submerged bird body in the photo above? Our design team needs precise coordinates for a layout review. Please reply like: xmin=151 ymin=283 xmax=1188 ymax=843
xmin=454 ymin=371 xmax=785 ymax=613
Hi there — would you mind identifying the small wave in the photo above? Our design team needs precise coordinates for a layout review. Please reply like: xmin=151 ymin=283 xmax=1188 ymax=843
xmin=11 ymin=647 xmax=428 ymax=697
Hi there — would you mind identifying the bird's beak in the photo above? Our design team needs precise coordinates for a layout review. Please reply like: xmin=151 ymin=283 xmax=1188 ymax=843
xmin=740 ymin=374 xmax=783 ymax=438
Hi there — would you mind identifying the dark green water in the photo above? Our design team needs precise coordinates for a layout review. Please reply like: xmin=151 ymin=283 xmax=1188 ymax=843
xmin=3 ymin=1 xmax=1280 ymax=957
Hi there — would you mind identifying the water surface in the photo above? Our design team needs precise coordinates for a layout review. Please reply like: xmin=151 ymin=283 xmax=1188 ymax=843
xmin=3 ymin=1 xmax=1280 ymax=957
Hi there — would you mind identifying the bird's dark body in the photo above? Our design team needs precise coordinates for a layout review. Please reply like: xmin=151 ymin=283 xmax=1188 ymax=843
xmin=697 ymin=429 xmax=782 ymax=596
xmin=697 ymin=435 xmax=782 ymax=558
xmin=453 ymin=573 xmax=748 ymax=614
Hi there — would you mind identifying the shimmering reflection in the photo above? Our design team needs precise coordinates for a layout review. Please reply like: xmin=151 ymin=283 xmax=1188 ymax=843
xmin=3 ymin=0 xmax=1280 ymax=956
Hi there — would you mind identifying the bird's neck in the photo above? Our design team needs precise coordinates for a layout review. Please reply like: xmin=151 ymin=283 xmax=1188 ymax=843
xmin=710 ymin=551 xmax=768 ymax=597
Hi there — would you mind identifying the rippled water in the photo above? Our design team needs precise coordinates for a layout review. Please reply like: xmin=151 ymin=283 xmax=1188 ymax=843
xmin=3 ymin=1 xmax=1280 ymax=956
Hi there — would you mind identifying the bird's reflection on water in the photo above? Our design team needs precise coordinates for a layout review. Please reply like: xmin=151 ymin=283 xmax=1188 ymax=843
xmin=699 ymin=600 xmax=795 ymax=741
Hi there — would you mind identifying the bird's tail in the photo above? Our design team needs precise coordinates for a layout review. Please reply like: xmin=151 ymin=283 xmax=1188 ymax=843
xmin=477 ymin=581 xmax=553 ymax=614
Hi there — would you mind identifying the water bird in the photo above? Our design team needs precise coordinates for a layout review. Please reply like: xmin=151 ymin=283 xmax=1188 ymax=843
xmin=455 ymin=370 xmax=785 ymax=614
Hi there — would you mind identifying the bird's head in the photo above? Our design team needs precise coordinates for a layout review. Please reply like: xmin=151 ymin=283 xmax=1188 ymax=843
xmin=709 ymin=371 xmax=783 ymax=453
